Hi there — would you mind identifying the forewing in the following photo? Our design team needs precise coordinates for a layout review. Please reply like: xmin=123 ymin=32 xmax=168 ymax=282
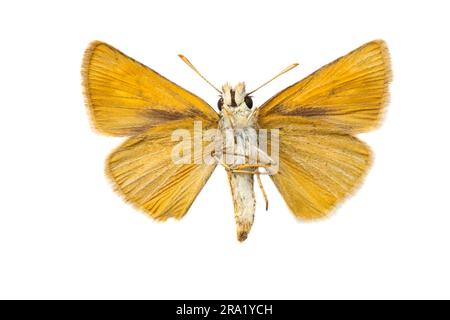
xmin=82 ymin=41 xmax=218 ymax=136
xmin=258 ymin=40 xmax=391 ymax=134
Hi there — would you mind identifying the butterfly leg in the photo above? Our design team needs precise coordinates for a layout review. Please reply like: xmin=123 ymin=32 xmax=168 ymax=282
xmin=215 ymin=150 xmax=273 ymax=175
xmin=231 ymin=163 xmax=273 ymax=172
xmin=214 ymin=152 xmax=259 ymax=174
xmin=256 ymin=172 xmax=269 ymax=211
xmin=224 ymin=160 xmax=269 ymax=210
xmin=251 ymin=145 xmax=278 ymax=173
xmin=214 ymin=155 xmax=232 ymax=171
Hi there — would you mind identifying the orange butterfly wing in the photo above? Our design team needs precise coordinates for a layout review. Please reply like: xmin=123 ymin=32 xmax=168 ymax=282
xmin=82 ymin=42 xmax=218 ymax=219
xmin=106 ymin=120 xmax=217 ymax=220
xmin=257 ymin=40 xmax=392 ymax=219
xmin=82 ymin=41 xmax=218 ymax=136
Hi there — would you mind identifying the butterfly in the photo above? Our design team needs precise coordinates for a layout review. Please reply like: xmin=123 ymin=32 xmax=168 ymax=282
xmin=82 ymin=40 xmax=391 ymax=242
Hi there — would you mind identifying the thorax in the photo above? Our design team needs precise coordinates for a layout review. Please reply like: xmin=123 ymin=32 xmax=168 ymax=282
xmin=218 ymin=106 xmax=257 ymax=165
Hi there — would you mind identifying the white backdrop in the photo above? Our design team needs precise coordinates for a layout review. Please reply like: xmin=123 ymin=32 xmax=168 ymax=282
xmin=1 ymin=0 xmax=449 ymax=299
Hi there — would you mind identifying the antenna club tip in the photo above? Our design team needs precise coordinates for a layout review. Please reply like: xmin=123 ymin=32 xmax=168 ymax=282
xmin=178 ymin=53 xmax=222 ymax=94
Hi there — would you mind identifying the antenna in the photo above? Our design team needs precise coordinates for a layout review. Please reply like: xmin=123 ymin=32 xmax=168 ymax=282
xmin=248 ymin=63 xmax=299 ymax=95
xmin=178 ymin=54 xmax=222 ymax=94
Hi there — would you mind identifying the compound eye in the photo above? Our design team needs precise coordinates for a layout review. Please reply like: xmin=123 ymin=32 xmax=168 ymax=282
xmin=244 ymin=95 xmax=253 ymax=109
xmin=217 ymin=97 xmax=224 ymax=111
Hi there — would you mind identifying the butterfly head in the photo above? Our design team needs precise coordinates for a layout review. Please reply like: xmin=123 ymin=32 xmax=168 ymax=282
xmin=217 ymin=82 xmax=253 ymax=112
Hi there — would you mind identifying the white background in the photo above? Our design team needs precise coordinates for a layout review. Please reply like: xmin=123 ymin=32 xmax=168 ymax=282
xmin=1 ymin=0 xmax=449 ymax=299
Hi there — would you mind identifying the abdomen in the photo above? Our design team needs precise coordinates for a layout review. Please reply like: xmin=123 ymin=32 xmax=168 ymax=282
xmin=228 ymin=128 xmax=256 ymax=242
